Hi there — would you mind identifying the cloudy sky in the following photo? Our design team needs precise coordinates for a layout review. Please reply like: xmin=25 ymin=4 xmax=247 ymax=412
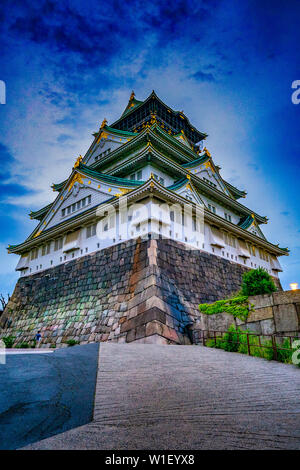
xmin=0 ymin=0 xmax=299 ymax=294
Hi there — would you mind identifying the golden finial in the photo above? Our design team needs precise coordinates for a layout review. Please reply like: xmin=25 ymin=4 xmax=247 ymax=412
xmin=130 ymin=91 xmax=135 ymax=101
xmin=150 ymin=172 xmax=154 ymax=179
xmin=74 ymin=155 xmax=83 ymax=168
xmin=203 ymin=147 xmax=211 ymax=157
xmin=100 ymin=118 xmax=107 ymax=129
xmin=186 ymin=174 xmax=191 ymax=180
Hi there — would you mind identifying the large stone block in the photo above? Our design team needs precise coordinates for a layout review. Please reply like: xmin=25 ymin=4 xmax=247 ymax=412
xmin=260 ymin=318 xmax=275 ymax=335
xmin=248 ymin=294 xmax=273 ymax=309
xmin=240 ymin=321 xmax=262 ymax=335
xmin=207 ymin=313 xmax=235 ymax=332
xmin=273 ymin=304 xmax=299 ymax=332
xmin=247 ymin=306 xmax=274 ymax=322
xmin=273 ymin=290 xmax=300 ymax=306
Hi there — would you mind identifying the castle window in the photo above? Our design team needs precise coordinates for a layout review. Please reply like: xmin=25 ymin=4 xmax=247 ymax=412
xmin=208 ymin=204 xmax=216 ymax=214
xmin=54 ymin=238 xmax=63 ymax=251
xmin=30 ymin=248 xmax=39 ymax=260
xmin=259 ymin=249 xmax=269 ymax=261
xmin=41 ymin=243 xmax=51 ymax=256
xmin=86 ymin=223 xmax=97 ymax=238
xmin=224 ymin=213 xmax=232 ymax=222
xmin=247 ymin=243 xmax=256 ymax=256
xmin=137 ymin=170 xmax=143 ymax=180
xmin=62 ymin=196 xmax=92 ymax=217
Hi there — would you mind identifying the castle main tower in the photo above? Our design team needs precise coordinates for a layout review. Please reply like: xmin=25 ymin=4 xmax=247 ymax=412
xmin=1 ymin=92 xmax=288 ymax=346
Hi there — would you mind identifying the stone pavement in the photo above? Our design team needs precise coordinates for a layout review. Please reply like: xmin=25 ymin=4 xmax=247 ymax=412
xmin=24 ymin=343 xmax=300 ymax=450
xmin=0 ymin=343 xmax=99 ymax=449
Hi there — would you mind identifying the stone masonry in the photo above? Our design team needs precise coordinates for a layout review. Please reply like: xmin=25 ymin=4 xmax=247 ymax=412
xmin=0 ymin=237 xmax=282 ymax=347
xmin=192 ymin=290 xmax=300 ymax=342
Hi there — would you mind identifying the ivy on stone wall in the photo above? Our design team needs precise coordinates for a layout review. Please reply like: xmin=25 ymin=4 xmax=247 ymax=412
xmin=199 ymin=295 xmax=253 ymax=321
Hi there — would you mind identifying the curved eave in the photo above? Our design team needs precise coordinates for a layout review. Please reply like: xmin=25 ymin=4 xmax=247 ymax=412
xmin=182 ymin=154 xmax=210 ymax=168
xmin=29 ymin=202 xmax=53 ymax=220
xmin=105 ymin=142 xmax=267 ymax=224
xmin=238 ymin=215 xmax=253 ymax=230
xmin=29 ymin=165 xmax=145 ymax=241
xmin=8 ymin=180 xmax=288 ymax=258
xmin=93 ymin=125 xmax=137 ymax=138
xmin=77 ymin=163 xmax=144 ymax=187
xmin=223 ymin=180 xmax=247 ymax=199
xmin=121 ymin=98 xmax=144 ymax=117
xmin=90 ymin=125 xmax=199 ymax=177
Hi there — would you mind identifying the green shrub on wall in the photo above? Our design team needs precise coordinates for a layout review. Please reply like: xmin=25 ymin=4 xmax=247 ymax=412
xmin=241 ymin=267 xmax=277 ymax=296
xmin=2 ymin=336 xmax=15 ymax=348
xmin=199 ymin=295 xmax=251 ymax=321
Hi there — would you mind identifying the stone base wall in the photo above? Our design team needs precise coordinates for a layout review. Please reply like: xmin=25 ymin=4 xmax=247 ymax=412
xmin=0 ymin=236 xmax=282 ymax=347
xmin=192 ymin=290 xmax=300 ymax=341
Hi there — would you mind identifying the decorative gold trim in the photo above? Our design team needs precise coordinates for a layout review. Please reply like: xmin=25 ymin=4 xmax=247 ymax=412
xmin=68 ymin=173 xmax=86 ymax=192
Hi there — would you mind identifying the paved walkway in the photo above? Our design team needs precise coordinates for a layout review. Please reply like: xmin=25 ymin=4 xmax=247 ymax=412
xmin=24 ymin=343 xmax=300 ymax=450
xmin=0 ymin=343 xmax=99 ymax=449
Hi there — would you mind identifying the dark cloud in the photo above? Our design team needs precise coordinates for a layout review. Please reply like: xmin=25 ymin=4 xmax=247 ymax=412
xmin=191 ymin=70 xmax=215 ymax=82
xmin=0 ymin=143 xmax=35 ymax=199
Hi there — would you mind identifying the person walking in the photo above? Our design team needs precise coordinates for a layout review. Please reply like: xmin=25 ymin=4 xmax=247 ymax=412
xmin=35 ymin=331 xmax=42 ymax=348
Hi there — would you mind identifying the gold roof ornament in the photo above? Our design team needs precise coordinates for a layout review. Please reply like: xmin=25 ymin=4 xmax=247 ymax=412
xmin=100 ymin=118 xmax=107 ymax=129
xmin=130 ymin=91 xmax=135 ymax=101
xmin=68 ymin=173 xmax=85 ymax=191
xmin=186 ymin=174 xmax=191 ymax=180
xmin=203 ymin=147 xmax=211 ymax=157
xmin=33 ymin=231 xmax=42 ymax=238
xmin=115 ymin=188 xmax=131 ymax=197
xmin=74 ymin=155 xmax=83 ymax=168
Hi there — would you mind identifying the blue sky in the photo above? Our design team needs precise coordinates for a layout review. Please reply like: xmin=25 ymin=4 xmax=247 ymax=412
xmin=0 ymin=0 xmax=299 ymax=294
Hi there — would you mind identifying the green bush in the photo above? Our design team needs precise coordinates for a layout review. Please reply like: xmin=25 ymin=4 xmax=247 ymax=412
xmin=206 ymin=337 xmax=225 ymax=349
xmin=222 ymin=324 xmax=241 ymax=352
xmin=277 ymin=338 xmax=293 ymax=364
xmin=241 ymin=267 xmax=277 ymax=296
xmin=19 ymin=342 xmax=30 ymax=349
xmin=237 ymin=333 xmax=274 ymax=360
xmin=66 ymin=339 xmax=79 ymax=347
xmin=2 ymin=336 xmax=15 ymax=348
xmin=199 ymin=295 xmax=250 ymax=321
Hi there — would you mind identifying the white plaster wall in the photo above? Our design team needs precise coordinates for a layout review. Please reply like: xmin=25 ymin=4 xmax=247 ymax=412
xmin=19 ymin=199 xmax=279 ymax=278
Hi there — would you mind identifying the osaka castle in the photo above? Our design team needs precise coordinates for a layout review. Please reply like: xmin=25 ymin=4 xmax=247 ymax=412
xmin=2 ymin=91 xmax=288 ymax=346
